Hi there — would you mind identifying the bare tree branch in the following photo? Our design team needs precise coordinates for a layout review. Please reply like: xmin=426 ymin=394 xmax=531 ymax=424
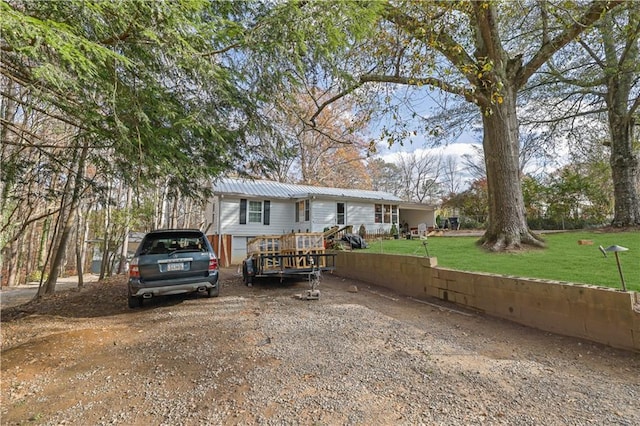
xmin=360 ymin=74 xmax=477 ymax=103
xmin=517 ymin=0 xmax=624 ymax=88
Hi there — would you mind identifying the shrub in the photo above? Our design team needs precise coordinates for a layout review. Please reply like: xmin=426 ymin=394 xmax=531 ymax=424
xmin=460 ymin=217 xmax=484 ymax=230
xmin=28 ymin=270 xmax=47 ymax=282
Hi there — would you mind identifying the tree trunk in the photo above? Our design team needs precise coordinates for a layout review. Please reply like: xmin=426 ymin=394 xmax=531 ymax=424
xmin=76 ymin=232 xmax=84 ymax=287
xmin=100 ymin=181 xmax=112 ymax=280
xmin=5 ymin=240 xmax=19 ymax=287
xmin=117 ymin=187 xmax=132 ymax=274
xmin=75 ymin=208 xmax=84 ymax=288
xmin=603 ymin=6 xmax=640 ymax=227
xmin=39 ymin=194 xmax=67 ymax=297
xmin=171 ymin=195 xmax=179 ymax=228
xmin=16 ymin=231 xmax=26 ymax=285
xmin=184 ymin=198 xmax=192 ymax=228
xmin=24 ymin=222 xmax=35 ymax=286
xmin=608 ymin=116 xmax=640 ymax=227
xmin=478 ymin=84 xmax=545 ymax=251
xmin=158 ymin=184 xmax=169 ymax=229
xmin=163 ymin=191 xmax=171 ymax=229
xmin=99 ymin=234 xmax=110 ymax=279
xmin=40 ymin=139 xmax=88 ymax=295
xmin=75 ymin=204 xmax=90 ymax=287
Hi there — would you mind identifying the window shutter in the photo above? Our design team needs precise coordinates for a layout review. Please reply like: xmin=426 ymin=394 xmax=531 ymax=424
xmin=295 ymin=202 xmax=299 ymax=222
xmin=239 ymin=199 xmax=247 ymax=224
xmin=263 ymin=200 xmax=270 ymax=225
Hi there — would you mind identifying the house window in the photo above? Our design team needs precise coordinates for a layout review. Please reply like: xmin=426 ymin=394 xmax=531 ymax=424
xmin=337 ymin=202 xmax=345 ymax=225
xmin=240 ymin=199 xmax=270 ymax=225
xmin=248 ymin=201 xmax=262 ymax=223
xmin=296 ymin=200 xmax=309 ymax=222
xmin=375 ymin=204 xmax=382 ymax=223
xmin=375 ymin=203 xmax=398 ymax=224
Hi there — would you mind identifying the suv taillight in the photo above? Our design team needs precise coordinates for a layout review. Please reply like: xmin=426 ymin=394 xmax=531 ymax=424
xmin=129 ymin=257 xmax=140 ymax=279
xmin=208 ymin=254 xmax=218 ymax=272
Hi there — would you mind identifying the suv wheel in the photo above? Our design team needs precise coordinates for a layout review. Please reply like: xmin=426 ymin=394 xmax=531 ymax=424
xmin=128 ymin=289 xmax=142 ymax=308
xmin=207 ymin=285 xmax=219 ymax=298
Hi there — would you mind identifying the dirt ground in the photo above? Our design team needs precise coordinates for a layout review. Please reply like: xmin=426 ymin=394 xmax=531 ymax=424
xmin=1 ymin=268 xmax=639 ymax=425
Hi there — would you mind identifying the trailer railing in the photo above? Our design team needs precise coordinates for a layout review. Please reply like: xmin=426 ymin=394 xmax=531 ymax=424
xmin=252 ymin=252 xmax=336 ymax=278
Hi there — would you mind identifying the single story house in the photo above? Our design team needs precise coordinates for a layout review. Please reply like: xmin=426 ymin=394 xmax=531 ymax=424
xmin=204 ymin=178 xmax=436 ymax=264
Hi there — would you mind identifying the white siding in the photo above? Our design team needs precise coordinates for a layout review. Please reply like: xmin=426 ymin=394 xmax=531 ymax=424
xmin=219 ymin=197 xmax=295 ymax=236
xmin=348 ymin=202 xmax=396 ymax=234
xmin=207 ymin=195 xmax=401 ymax=237
xmin=347 ymin=202 xmax=374 ymax=230
xmin=307 ymin=199 xmax=394 ymax=233
xmin=204 ymin=193 xmax=431 ymax=263
xmin=310 ymin=200 xmax=335 ymax=232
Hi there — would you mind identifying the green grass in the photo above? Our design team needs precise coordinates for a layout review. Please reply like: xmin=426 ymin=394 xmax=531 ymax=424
xmin=361 ymin=230 xmax=640 ymax=292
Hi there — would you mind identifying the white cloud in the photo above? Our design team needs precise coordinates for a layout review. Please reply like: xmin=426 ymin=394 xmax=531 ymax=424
xmin=377 ymin=142 xmax=481 ymax=164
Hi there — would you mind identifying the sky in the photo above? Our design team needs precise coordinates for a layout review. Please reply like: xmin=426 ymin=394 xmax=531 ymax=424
xmin=365 ymin=84 xmax=484 ymax=166
xmin=359 ymin=81 xmax=578 ymax=192
xmin=376 ymin=136 xmax=481 ymax=164
xmin=366 ymin=89 xmax=574 ymax=186
xmin=361 ymin=122 xmax=481 ymax=191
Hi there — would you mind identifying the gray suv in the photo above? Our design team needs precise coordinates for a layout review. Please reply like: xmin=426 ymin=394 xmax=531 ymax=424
xmin=128 ymin=229 xmax=219 ymax=308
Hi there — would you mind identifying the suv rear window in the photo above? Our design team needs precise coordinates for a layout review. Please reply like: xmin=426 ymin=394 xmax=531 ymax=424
xmin=138 ymin=231 xmax=208 ymax=256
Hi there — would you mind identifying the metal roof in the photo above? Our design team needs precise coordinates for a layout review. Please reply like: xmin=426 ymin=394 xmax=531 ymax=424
xmin=213 ymin=178 xmax=402 ymax=202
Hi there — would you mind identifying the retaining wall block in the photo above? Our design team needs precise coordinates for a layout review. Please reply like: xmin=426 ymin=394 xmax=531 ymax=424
xmin=334 ymin=252 xmax=639 ymax=352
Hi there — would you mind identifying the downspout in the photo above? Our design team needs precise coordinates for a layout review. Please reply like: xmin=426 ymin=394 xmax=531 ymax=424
xmin=310 ymin=195 xmax=314 ymax=232
xmin=217 ymin=194 xmax=223 ymax=266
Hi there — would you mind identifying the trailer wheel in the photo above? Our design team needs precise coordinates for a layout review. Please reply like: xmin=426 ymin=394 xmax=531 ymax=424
xmin=242 ymin=264 xmax=253 ymax=287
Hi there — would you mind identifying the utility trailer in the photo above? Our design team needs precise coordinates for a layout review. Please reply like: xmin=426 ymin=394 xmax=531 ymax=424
xmin=241 ymin=233 xmax=336 ymax=286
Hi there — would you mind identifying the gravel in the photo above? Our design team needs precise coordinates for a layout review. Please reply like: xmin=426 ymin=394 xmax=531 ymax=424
xmin=1 ymin=269 xmax=639 ymax=425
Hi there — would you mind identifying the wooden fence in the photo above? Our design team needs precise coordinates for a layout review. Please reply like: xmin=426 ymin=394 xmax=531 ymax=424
xmin=207 ymin=234 xmax=232 ymax=267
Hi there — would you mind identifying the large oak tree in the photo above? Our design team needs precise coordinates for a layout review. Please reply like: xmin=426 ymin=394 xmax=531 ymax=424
xmin=530 ymin=1 xmax=640 ymax=227
xmin=373 ymin=1 xmax=624 ymax=250
xmin=293 ymin=0 xmax=622 ymax=250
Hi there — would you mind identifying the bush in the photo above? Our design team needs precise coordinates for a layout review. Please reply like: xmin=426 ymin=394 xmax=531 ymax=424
xmin=526 ymin=217 xmax=605 ymax=230
xmin=28 ymin=270 xmax=46 ymax=282
xmin=435 ymin=215 xmax=443 ymax=228
xmin=459 ymin=217 xmax=484 ymax=230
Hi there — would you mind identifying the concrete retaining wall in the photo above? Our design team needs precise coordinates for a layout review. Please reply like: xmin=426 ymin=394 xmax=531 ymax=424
xmin=334 ymin=252 xmax=640 ymax=352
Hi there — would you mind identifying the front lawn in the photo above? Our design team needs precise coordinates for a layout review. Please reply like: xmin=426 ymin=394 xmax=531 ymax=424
xmin=360 ymin=230 xmax=640 ymax=292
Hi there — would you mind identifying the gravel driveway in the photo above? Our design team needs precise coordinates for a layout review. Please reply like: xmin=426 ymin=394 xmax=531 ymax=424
xmin=1 ymin=268 xmax=639 ymax=425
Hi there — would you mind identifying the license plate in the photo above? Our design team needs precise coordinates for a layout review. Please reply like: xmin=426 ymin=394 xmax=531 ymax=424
xmin=167 ymin=262 xmax=185 ymax=271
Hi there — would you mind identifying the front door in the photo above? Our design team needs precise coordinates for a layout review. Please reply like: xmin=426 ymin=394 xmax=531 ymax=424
xmin=337 ymin=202 xmax=346 ymax=225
